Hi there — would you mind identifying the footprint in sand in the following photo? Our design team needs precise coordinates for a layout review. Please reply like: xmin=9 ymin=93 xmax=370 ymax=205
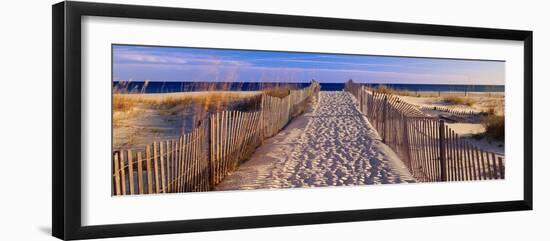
xmin=216 ymin=91 xmax=416 ymax=191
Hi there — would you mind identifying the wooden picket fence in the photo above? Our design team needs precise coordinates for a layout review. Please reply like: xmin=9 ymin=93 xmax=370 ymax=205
xmin=262 ymin=86 xmax=317 ymax=138
xmin=416 ymin=105 xmax=480 ymax=118
xmin=345 ymin=81 xmax=504 ymax=182
xmin=209 ymin=110 xmax=264 ymax=185
xmin=112 ymin=81 xmax=320 ymax=195
xmin=112 ymin=125 xmax=209 ymax=195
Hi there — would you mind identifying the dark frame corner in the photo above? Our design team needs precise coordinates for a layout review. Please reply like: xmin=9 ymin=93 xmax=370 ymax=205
xmin=52 ymin=1 xmax=533 ymax=240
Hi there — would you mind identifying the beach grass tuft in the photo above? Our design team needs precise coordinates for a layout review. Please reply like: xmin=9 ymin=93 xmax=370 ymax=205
xmin=482 ymin=114 xmax=505 ymax=141
xmin=113 ymin=95 xmax=138 ymax=112
xmin=113 ymin=92 xmax=261 ymax=111
xmin=264 ymin=87 xmax=291 ymax=98
xmin=373 ymin=85 xmax=438 ymax=97
xmin=442 ymin=96 xmax=475 ymax=106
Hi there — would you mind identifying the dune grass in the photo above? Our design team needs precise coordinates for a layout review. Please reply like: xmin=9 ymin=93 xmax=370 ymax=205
xmin=375 ymin=85 xmax=413 ymax=96
xmin=264 ymin=87 xmax=291 ymax=98
xmin=482 ymin=114 xmax=505 ymax=141
xmin=113 ymin=96 xmax=138 ymax=112
xmin=442 ymin=96 xmax=475 ymax=106
xmin=112 ymin=80 xmax=304 ymax=110
xmin=113 ymin=92 xmax=261 ymax=111
xmin=112 ymin=82 xmax=316 ymax=150
xmin=373 ymin=85 xmax=440 ymax=97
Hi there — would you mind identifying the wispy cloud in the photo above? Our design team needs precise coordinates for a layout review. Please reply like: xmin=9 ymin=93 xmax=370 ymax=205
xmin=114 ymin=47 xmax=251 ymax=67
xmin=114 ymin=63 xmax=471 ymax=84
xmin=251 ymin=58 xmax=402 ymax=67
xmin=116 ymin=52 xmax=189 ymax=64
xmin=112 ymin=45 xmax=504 ymax=85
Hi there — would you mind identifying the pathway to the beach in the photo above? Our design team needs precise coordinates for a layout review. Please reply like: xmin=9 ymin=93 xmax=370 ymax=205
xmin=215 ymin=91 xmax=416 ymax=190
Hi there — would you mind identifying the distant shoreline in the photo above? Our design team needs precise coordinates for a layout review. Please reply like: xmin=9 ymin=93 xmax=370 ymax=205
xmin=112 ymin=81 xmax=505 ymax=93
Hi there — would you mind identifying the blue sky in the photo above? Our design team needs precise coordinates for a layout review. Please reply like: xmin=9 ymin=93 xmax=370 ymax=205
xmin=112 ymin=45 xmax=504 ymax=85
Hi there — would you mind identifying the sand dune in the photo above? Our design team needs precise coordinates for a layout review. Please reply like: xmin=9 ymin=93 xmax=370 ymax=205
xmin=215 ymin=91 xmax=416 ymax=191
xmin=112 ymin=91 xmax=261 ymax=151
xmin=399 ymin=93 xmax=504 ymax=116
xmin=398 ymin=93 xmax=504 ymax=155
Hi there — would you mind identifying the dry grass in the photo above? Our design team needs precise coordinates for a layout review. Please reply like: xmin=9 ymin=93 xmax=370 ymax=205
xmin=485 ymin=107 xmax=496 ymax=116
xmin=482 ymin=114 xmax=505 ymax=141
xmin=371 ymin=85 xmax=503 ymax=99
xmin=113 ymin=96 xmax=138 ymax=112
xmin=442 ymin=96 xmax=475 ymax=106
xmin=113 ymin=81 xmax=302 ymax=112
xmin=375 ymin=85 xmax=395 ymax=95
xmin=372 ymin=85 xmax=440 ymax=97
xmin=113 ymin=92 xmax=260 ymax=111
xmin=375 ymin=85 xmax=413 ymax=96
xmin=112 ymin=91 xmax=262 ymax=149
xmin=260 ymin=82 xmax=304 ymax=98
xmin=264 ymin=87 xmax=291 ymax=98
xmin=374 ymin=85 xmax=410 ymax=96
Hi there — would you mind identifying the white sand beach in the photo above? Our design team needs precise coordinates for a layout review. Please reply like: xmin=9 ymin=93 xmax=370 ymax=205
xmin=397 ymin=93 xmax=505 ymax=155
xmin=399 ymin=93 xmax=504 ymax=116
xmin=215 ymin=91 xmax=416 ymax=191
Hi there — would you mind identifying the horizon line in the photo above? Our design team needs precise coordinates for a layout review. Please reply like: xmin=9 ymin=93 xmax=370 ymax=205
xmin=112 ymin=80 xmax=505 ymax=86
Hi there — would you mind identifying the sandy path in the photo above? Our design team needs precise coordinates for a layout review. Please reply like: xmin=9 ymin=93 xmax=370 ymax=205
xmin=216 ymin=91 xmax=416 ymax=190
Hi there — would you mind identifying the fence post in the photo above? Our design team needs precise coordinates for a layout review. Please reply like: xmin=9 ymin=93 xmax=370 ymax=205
xmin=382 ymin=95 xmax=388 ymax=143
xmin=439 ymin=119 xmax=447 ymax=181
xmin=359 ymin=86 xmax=365 ymax=114
xmin=260 ymin=94 xmax=265 ymax=140
xmin=403 ymin=116 xmax=412 ymax=170
xmin=206 ymin=113 xmax=213 ymax=189
xmin=364 ymin=89 xmax=369 ymax=114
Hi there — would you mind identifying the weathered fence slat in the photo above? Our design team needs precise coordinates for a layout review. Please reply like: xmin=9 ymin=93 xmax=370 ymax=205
xmin=498 ymin=157 xmax=505 ymax=179
xmin=112 ymin=82 xmax=320 ymax=195
xmin=146 ymin=145 xmax=153 ymax=194
xmin=166 ymin=140 xmax=172 ymax=192
xmin=137 ymin=152 xmax=144 ymax=194
xmin=119 ymin=151 xmax=127 ymax=195
xmin=153 ymin=142 xmax=160 ymax=193
xmin=113 ymin=153 xmax=121 ymax=195
xmin=159 ymin=141 xmax=166 ymax=193
xmin=128 ymin=150 xmax=135 ymax=195
xmin=492 ymin=153 xmax=499 ymax=179
xmin=344 ymin=81 xmax=504 ymax=183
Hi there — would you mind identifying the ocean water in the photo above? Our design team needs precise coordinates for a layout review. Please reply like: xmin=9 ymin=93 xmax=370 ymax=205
xmin=363 ymin=83 xmax=504 ymax=92
xmin=112 ymin=81 xmax=504 ymax=93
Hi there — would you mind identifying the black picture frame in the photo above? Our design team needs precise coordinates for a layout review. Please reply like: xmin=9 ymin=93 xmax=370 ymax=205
xmin=52 ymin=1 xmax=533 ymax=240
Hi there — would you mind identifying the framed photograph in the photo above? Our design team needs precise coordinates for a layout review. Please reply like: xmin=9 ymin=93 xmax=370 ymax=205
xmin=52 ymin=1 xmax=533 ymax=240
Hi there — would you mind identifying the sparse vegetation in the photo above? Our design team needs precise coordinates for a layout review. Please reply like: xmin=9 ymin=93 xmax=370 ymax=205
xmin=112 ymin=82 xmax=319 ymax=152
xmin=112 ymin=91 xmax=262 ymax=138
xmin=442 ymin=96 xmax=475 ymax=106
xmin=112 ymin=81 xmax=302 ymax=113
xmin=485 ymin=107 xmax=496 ymax=116
xmin=375 ymin=85 xmax=395 ymax=95
xmin=374 ymin=85 xmax=410 ymax=96
xmin=113 ymin=92 xmax=260 ymax=111
xmin=482 ymin=114 xmax=505 ymax=141
xmin=372 ymin=85 xmax=439 ymax=97
xmin=264 ymin=87 xmax=291 ymax=98
xmin=113 ymin=96 xmax=137 ymax=112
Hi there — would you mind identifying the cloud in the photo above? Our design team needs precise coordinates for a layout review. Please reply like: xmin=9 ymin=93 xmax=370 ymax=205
xmin=116 ymin=52 xmax=188 ymax=64
xmin=114 ymin=47 xmax=251 ymax=67
xmin=114 ymin=63 xmax=474 ymax=84
xmin=112 ymin=45 xmax=504 ymax=85
xmin=253 ymin=58 xmax=403 ymax=67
